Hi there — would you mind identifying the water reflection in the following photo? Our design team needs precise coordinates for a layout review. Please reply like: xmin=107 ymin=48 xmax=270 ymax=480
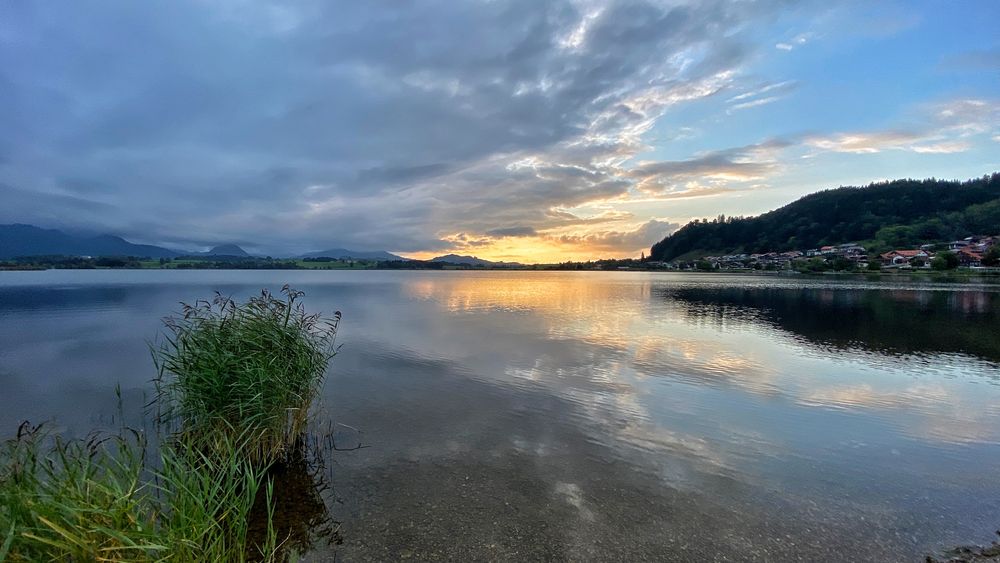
xmin=661 ymin=285 xmax=1000 ymax=362
xmin=2 ymin=271 xmax=1000 ymax=561
xmin=247 ymin=444 xmax=339 ymax=559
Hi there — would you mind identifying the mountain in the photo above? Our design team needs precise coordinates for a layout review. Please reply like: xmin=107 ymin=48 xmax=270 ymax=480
xmin=0 ymin=224 xmax=181 ymax=259
xmin=430 ymin=254 xmax=520 ymax=267
xmin=300 ymin=248 xmax=406 ymax=261
xmin=204 ymin=244 xmax=250 ymax=257
xmin=649 ymin=174 xmax=1000 ymax=262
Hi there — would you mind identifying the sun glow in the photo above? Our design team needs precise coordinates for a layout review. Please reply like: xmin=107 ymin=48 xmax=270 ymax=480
xmin=402 ymin=234 xmax=647 ymax=264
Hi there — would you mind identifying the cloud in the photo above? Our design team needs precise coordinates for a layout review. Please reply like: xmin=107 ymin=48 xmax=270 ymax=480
xmin=485 ymin=226 xmax=538 ymax=238
xmin=727 ymin=80 xmax=797 ymax=103
xmin=805 ymin=131 xmax=927 ymax=154
xmin=0 ymin=0 xmax=794 ymax=257
xmin=775 ymin=32 xmax=815 ymax=51
xmin=0 ymin=1 xmax=991 ymax=261
xmin=804 ymin=98 xmax=999 ymax=156
xmin=726 ymin=80 xmax=797 ymax=113
xmin=909 ymin=141 xmax=972 ymax=154
xmin=628 ymin=140 xmax=789 ymax=195
xmin=548 ymin=219 xmax=680 ymax=254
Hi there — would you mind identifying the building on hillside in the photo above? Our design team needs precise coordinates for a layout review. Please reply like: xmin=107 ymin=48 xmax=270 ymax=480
xmin=880 ymin=249 xmax=930 ymax=267
xmin=957 ymin=248 xmax=983 ymax=267
xmin=971 ymin=236 xmax=995 ymax=253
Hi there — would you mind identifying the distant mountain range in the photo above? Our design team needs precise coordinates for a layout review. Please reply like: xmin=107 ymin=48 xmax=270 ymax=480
xmin=649 ymin=173 xmax=1000 ymax=262
xmin=299 ymin=248 xmax=406 ymax=261
xmin=0 ymin=224 xmax=181 ymax=259
xmin=430 ymin=254 xmax=521 ymax=267
xmin=0 ymin=223 xmax=410 ymax=261
xmin=203 ymin=244 xmax=250 ymax=257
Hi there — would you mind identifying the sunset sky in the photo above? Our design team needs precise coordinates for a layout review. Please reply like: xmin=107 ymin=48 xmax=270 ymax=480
xmin=1 ymin=1 xmax=998 ymax=263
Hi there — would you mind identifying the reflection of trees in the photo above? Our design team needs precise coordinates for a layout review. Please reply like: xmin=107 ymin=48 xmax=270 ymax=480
xmin=659 ymin=287 xmax=1000 ymax=363
xmin=0 ymin=286 xmax=135 ymax=312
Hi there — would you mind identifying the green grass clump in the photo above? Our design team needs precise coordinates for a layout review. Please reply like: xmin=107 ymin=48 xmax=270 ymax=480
xmin=0 ymin=287 xmax=342 ymax=561
xmin=0 ymin=423 xmax=280 ymax=562
xmin=153 ymin=286 xmax=340 ymax=462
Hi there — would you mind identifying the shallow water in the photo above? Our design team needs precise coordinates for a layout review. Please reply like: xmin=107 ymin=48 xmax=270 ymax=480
xmin=1 ymin=270 xmax=999 ymax=561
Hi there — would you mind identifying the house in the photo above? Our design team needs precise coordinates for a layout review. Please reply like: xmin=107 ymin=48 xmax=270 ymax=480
xmin=948 ymin=240 xmax=970 ymax=251
xmin=880 ymin=249 xmax=929 ymax=266
xmin=972 ymin=236 xmax=995 ymax=253
xmin=957 ymin=248 xmax=983 ymax=267
xmin=820 ymin=245 xmax=836 ymax=254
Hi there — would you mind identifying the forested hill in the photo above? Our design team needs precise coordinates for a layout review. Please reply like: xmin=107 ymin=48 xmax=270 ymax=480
xmin=649 ymin=174 xmax=1000 ymax=261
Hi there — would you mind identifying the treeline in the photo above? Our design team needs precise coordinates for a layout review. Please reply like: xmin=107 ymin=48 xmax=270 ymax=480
xmin=0 ymin=255 xmax=146 ymax=269
xmin=173 ymin=259 xmax=302 ymax=269
xmin=649 ymin=174 xmax=1000 ymax=261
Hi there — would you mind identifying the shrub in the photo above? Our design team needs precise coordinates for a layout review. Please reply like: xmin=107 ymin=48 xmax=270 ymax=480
xmin=153 ymin=286 xmax=340 ymax=462
xmin=983 ymin=245 xmax=1000 ymax=267
xmin=931 ymin=252 xmax=959 ymax=270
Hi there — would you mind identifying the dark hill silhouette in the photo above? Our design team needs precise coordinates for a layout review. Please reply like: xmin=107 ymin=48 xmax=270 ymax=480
xmin=300 ymin=248 xmax=405 ymax=261
xmin=205 ymin=244 xmax=250 ymax=257
xmin=649 ymin=173 xmax=1000 ymax=261
xmin=0 ymin=224 xmax=180 ymax=259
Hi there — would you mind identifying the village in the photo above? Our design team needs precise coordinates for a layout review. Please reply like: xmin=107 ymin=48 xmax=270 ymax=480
xmin=657 ymin=235 xmax=999 ymax=272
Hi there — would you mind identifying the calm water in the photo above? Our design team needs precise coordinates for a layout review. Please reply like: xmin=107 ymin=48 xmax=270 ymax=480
xmin=1 ymin=270 xmax=999 ymax=561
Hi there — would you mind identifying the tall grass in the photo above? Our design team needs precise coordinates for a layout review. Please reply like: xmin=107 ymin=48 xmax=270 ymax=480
xmin=0 ymin=286 xmax=342 ymax=561
xmin=0 ymin=423 xmax=280 ymax=561
xmin=153 ymin=285 xmax=340 ymax=462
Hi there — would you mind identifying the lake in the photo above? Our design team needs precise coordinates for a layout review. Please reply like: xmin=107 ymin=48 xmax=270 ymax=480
xmin=1 ymin=270 xmax=998 ymax=561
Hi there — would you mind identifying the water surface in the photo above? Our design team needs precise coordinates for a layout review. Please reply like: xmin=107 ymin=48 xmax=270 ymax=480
xmin=1 ymin=270 xmax=998 ymax=561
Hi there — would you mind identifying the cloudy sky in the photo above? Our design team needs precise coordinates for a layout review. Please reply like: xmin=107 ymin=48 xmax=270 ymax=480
xmin=1 ymin=1 xmax=998 ymax=262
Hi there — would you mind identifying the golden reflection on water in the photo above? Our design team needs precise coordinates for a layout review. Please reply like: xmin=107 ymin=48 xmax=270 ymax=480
xmin=401 ymin=272 xmax=1000 ymax=446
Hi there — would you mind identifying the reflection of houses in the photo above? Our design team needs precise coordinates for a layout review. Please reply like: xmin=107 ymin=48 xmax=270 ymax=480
xmin=880 ymin=249 xmax=930 ymax=267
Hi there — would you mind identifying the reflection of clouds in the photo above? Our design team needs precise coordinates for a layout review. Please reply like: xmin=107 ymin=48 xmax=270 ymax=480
xmin=399 ymin=272 xmax=1000 ymax=458
xmin=9 ymin=270 xmax=1000 ymax=558
xmin=632 ymin=334 xmax=783 ymax=397
xmin=800 ymin=383 xmax=1000 ymax=445
xmin=800 ymin=383 xmax=940 ymax=411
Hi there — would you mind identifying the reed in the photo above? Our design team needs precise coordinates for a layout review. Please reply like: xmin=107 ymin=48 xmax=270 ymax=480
xmin=0 ymin=423 xmax=280 ymax=562
xmin=153 ymin=285 xmax=340 ymax=462
xmin=0 ymin=286 xmax=341 ymax=561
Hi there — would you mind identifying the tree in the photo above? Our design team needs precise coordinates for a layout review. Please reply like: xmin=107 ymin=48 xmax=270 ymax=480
xmin=648 ymin=174 xmax=1000 ymax=261
xmin=931 ymin=252 xmax=959 ymax=270
xmin=831 ymin=257 xmax=855 ymax=271
xmin=982 ymin=246 xmax=1000 ymax=267
xmin=695 ymin=260 xmax=714 ymax=271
